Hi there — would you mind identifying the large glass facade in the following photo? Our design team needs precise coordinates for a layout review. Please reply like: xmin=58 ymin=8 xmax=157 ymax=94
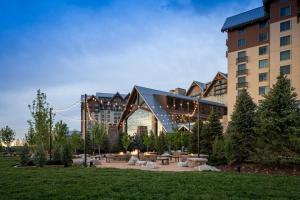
xmin=127 ymin=109 xmax=153 ymax=135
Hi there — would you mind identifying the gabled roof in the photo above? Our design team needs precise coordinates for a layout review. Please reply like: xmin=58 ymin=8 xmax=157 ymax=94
xmin=134 ymin=86 xmax=196 ymax=132
xmin=120 ymin=85 xmax=226 ymax=133
xmin=186 ymin=81 xmax=207 ymax=97
xmin=221 ymin=6 xmax=268 ymax=32
xmin=203 ymin=72 xmax=228 ymax=97
xmin=194 ymin=81 xmax=206 ymax=91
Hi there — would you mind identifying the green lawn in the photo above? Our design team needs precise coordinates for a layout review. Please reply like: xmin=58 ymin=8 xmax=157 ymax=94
xmin=0 ymin=157 xmax=299 ymax=200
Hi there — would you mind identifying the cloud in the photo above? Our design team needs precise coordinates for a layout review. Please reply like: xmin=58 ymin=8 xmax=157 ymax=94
xmin=0 ymin=0 xmax=263 ymax=138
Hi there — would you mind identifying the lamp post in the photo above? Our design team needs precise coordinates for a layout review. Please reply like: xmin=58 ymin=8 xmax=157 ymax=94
xmin=197 ymin=98 xmax=200 ymax=158
xmin=49 ymin=107 xmax=53 ymax=161
xmin=84 ymin=94 xmax=87 ymax=167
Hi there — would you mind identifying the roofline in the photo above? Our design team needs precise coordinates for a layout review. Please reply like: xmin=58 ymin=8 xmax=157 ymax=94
xmin=221 ymin=6 xmax=268 ymax=32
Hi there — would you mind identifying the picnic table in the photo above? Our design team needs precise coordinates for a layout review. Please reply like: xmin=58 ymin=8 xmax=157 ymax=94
xmin=172 ymin=155 xmax=180 ymax=162
xmin=157 ymin=157 xmax=170 ymax=165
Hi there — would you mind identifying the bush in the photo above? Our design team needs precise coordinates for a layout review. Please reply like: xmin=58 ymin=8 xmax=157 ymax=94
xmin=53 ymin=144 xmax=63 ymax=162
xmin=20 ymin=144 xmax=30 ymax=166
xmin=34 ymin=144 xmax=47 ymax=167
xmin=62 ymin=142 xmax=73 ymax=167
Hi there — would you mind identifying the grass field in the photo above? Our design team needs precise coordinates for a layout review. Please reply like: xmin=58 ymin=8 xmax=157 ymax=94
xmin=0 ymin=157 xmax=299 ymax=200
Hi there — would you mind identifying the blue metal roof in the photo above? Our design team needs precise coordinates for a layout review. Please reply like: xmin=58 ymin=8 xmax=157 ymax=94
xmin=133 ymin=85 xmax=226 ymax=133
xmin=221 ymin=6 xmax=267 ymax=32
xmin=194 ymin=81 xmax=206 ymax=91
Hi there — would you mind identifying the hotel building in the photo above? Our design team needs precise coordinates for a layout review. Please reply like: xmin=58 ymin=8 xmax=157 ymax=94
xmin=81 ymin=92 xmax=130 ymax=149
xmin=222 ymin=0 xmax=300 ymax=117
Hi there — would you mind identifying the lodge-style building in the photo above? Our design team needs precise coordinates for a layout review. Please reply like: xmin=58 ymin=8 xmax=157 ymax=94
xmin=118 ymin=72 xmax=228 ymax=135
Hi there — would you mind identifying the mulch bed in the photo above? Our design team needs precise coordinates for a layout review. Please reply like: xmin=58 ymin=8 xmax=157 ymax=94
xmin=218 ymin=164 xmax=300 ymax=176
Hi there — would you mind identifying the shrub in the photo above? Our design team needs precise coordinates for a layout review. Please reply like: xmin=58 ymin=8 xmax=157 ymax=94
xmin=62 ymin=142 xmax=73 ymax=167
xmin=20 ymin=144 xmax=30 ymax=166
xmin=34 ymin=144 xmax=47 ymax=167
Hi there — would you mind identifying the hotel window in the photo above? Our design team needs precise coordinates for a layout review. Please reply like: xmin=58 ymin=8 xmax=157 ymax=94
xmin=238 ymin=51 xmax=246 ymax=58
xmin=259 ymin=59 xmax=269 ymax=68
xmin=259 ymin=46 xmax=268 ymax=55
xmin=280 ymin=6 xmax=291 ymax=17
xmin=259 ymin=21 xmax=268 ymax=29
xmin=259 ymin=86 xmax=269 ymax=96
xmin=238 ymin=39 xmax=246 ymax=48
xmin=280 ymin=65 xmax=291 ymax=75
xmin=280 ymin=50 xmax=291 ymax=61
xmin=259 ymin=32 xmax=268 ymax=42
xmin=280 ymin=35 xmax=291 ymax=46
xmin=238 ymin=64 xmax=246 ymax=71
xmin=237 ymin=76 xmax=247 ymax=88
xmin=259 ymin=73 xmax=268 ymax=82
xmin=280 ymin=21 xmax=291 ymax=32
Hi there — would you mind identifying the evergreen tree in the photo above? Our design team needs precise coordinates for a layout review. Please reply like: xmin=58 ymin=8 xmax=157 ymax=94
xmin=200 ymin=110 xmax=223 ymax=154
xmin=143 ymin=132 xmax=151 ymax=152
xmin=255 ymin=75 xmax=300 ymax=161
xmin=148 ymin=131 xmax=156 ymax=151
xmin=155 ymin=132 xmax=168 ymax=154
xmin=189 ymin=120 xmax=203 ymax=153
xmin=228 ymin=89 xmax=257 ymax=163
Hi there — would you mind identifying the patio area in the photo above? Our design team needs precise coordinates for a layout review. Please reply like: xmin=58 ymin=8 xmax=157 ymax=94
xmin=73 ymin=152 xmax=213 ymax=172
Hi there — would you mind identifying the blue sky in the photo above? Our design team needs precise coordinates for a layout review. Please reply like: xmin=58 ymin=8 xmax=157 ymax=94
xmin=0 ymin=0 xmax=262 ymax=139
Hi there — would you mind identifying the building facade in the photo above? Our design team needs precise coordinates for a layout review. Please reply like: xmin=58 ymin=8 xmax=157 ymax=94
xmin=186 ymin=72 xmax=228 ymax=105
xmin=118 ymin=86 xmax=227 ymax=136
xmin=222 ymin=0 xmax=300 ymax=117
xmin=81 ymin=92 xmax=129 ymax=150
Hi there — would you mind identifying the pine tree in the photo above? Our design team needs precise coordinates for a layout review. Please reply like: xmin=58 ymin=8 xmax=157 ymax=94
xmin=155 ymin=132 xmax=168 ymax=154
xmin=200 ymin=110 xmax=223 ymax=154
xmin=228 ymin=89 xmax=257 ymax=164
xmin=256 ymin=75 xmax=300 ymax=161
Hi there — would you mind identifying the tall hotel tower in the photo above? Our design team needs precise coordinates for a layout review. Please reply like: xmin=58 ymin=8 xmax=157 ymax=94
xmin=222 ymin=0 xmax=300 ymax=117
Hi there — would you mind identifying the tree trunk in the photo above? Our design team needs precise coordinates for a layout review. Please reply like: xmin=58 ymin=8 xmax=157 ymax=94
xmin=98 ymin=145 xmax=101 ymax=156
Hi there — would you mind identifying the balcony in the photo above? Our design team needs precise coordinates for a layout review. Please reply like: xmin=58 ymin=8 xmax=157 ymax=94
xmin=236 ymin=69 xmax=248 ymax=76
xmin=236 ymin=82 xmax=248 ymax=89
xmin=236 ymin=56 xmax=248 ymax=64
